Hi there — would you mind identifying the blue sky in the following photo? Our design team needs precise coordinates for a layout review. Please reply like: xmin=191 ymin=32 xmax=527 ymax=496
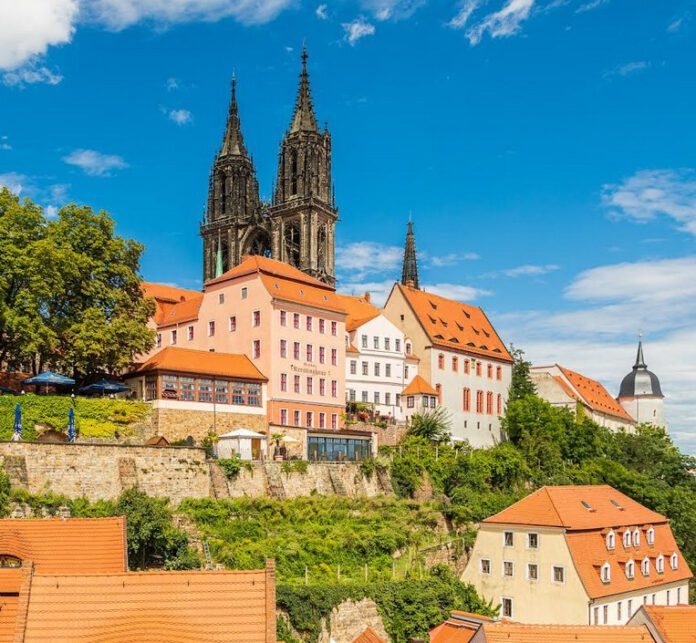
xmin=1 ymin=0 xmax=695 ymax=450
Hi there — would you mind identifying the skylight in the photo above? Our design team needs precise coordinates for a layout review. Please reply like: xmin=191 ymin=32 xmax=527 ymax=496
xmin=610 ymin=499 xmax=624 ymax=510
xmin=581 ymin=501 xmax=594 ymax=512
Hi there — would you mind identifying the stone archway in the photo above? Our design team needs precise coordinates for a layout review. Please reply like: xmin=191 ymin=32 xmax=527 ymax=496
xmin=243 ymin=228 xmax=272 ymax=258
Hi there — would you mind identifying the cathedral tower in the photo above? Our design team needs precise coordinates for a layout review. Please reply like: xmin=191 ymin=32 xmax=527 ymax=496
xmin=617 ymin=338 xmax=666 ymax=428
xmin=269 ymin=48 xmax=338 ymax=285
xmin=401 ymin=219 xmax=419 ymax=289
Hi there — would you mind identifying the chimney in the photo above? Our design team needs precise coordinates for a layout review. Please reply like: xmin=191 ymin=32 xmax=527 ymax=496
xmin=364 ymin=291 xmax=371 ymax=303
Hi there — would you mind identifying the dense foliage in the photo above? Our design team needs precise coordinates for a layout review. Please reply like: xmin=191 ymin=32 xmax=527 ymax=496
xmin=0 ymin=189 xmax=155 ymax=378
xmin=407 ymin=407 xmax=452 ymax=442
xmin=0 ymin=394 xmax=150 ymax=440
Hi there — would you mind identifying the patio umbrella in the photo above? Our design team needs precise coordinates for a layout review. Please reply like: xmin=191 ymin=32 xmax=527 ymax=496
xmin=23 ymin=371 xmax=75 ymax=386
xmin=79 ymin=379 xmax=129 ymax=396
xmin=12 ymin=404 xmax=21 ymax=442
xmin=281 ymin=435 xmax=300 ymax=443
xmin=67 ymin=407 xmax=75 ymax=443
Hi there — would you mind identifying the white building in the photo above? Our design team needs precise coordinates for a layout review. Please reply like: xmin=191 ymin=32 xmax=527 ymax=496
xmin=339 ymin=293 xmax=420 ymax=421
xmin=618 ymin=340 xmax=666 ymax=429
xmin=530 ymin=364 xmax=636 ymax=432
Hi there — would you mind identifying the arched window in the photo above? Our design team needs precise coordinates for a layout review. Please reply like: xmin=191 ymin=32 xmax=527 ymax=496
xmin=606 ymin=531 xmax=615 ymax=551
xmin=633 ymin=529 xmax=641 ymax=547
xmin=625 ymin=560 xmax=635 ymax=579
xmin=656 ymin=555 xmax=664 ymax=573
xmin=438 ymin=354 xmax=445 ymax=370
xmin=641 ymin=558 xmax=650 ymax=577
xmin=671 ymin=553 xmax=679 ymax=570
xmin=0 ymin=555 xmax=21 ymax=568
xmin=601 ymin=562 xmax=611 ymax=583
xmin=623 ymin=530 xmax=632 ymax=548
xmin=290 ymin=149 xmax=298 ymax=195
xmin=646 ymin=527 xmax=655 ymax=545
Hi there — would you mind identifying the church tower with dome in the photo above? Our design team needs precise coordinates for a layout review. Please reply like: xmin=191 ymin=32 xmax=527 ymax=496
xmin=617 ymin=338 xmax=666 ymax=428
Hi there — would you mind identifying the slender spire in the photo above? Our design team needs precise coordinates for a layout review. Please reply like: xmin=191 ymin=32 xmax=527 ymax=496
xmin=220 ymin=75 xmax=248 ymax=157
xmin=401 ymin=219 xmax=419 ymax=289
xmin=289 ymin=47 xmax=318 ymax=133
xmin=634 ymin=334 xmax=647 ymax=369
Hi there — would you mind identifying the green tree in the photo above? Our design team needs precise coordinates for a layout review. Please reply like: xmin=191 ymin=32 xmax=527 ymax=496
xmin=408 ymin=407 xmax=452 ymax=442
xmin=507 ymin=345 xmax=536 ymax=402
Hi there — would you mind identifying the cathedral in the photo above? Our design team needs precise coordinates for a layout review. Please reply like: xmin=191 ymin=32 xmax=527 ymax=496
xmin=200 ymin=49 xmax=338 ymax=285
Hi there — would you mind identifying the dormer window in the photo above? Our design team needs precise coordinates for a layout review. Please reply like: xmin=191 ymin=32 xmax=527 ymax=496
xmin=671 ymin=553 xmax=679 ymax=570
xmin=647 ymin=528 xmax=655 ymax=546
xmin=623 ymin=531 xmax=632 ymax=548
xmin=656 ymin=555 xmax=665 ymax=574
xmin=601 ymin=562 xmax=611 ymax=583
xmin=641 ymin=558 xmax=650 ymax=577
xmin=0 ymin=555 xmax=21 ymax=568
xmin=626 ymin=560 xmax=635 ymax=579
xmin=633 ymin=529 xmax=641 ymax=547
xmin=606 ymin=531 xmax=615 ymax=551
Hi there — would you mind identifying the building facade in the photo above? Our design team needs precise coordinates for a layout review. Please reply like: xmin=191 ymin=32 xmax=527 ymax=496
xmin=461 ymin=486 xmax=692 ymax=626
xmin=200 ymin=49 xmax=337 ymax=286
xmin=618 ymin=340 xmax=666 ymax=428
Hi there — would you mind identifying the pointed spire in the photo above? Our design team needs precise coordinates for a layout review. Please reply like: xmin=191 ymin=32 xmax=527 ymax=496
xmin=401 ymin=219 xmax=419 ymax=289
xmin=634 ymin=334 xmax=647 ymax=369
xmin=289 ymin=47 xmax=318 ymax=133
xmin=220 ymin=75 xmax=248 ymax=157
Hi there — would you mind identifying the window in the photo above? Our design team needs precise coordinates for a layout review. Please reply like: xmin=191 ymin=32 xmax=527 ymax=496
xmin=463 ymin=388 xmax=471 ymax=412
xmin=641 ymin=558 xmax=650 ymax=577
xmin=601 ymin=563 xmax=611 ymax=583
xmin=671 ymin=553 xmax=679 ymax=570
xmin=527 ymin=533 xmax=539 ymax=549
xmin=362 ymin=362 xmax=368 ymax=376
xmin=407 ymin=396 xmax=415 ymax=408
xmin=319 ymin=319 xmax=325 ymax=334
xmin=373 ymin=336 xmax=379 ymax=349
xmin=623 ymin=531 xmax=632 ymax=548
xmin=187 ymin=325 xmax=194 ymax=341
xmin=362 ymin=335 xmax=368 ymax=349
xmin=452 ymin=356 xmax=458 ymax=372
xmin=306 ymin=344 xmax=313 ymax=362
xmin=348 ymin=389 xmax=356 ymax=402
xmin=280 ymin=339 xmax=287 ymax=358
xmin=405 ymin=342 xmax=411 ymax=355
xmin=593 ymin=607 xmax=599 ymax=625
xmin=617 ymin=601 xmax=622 ymax=621
xmin=253 ymin=310 xmax=261 ymax=326
xmin=476 ymin=362 xmax=482 ymax=376
xmin=331 ymin=413 xmax=338 ymax=430
xmin=628 ymin=599 xmax=633 ymax=617
xmin=497 ymin=394 xmax=502 ymax=415
xmin=294 ymin=375 xmax=300 ymax=394
xmin=306 ymin=412 xmax=313 ymax=428
xmin=293 ymin=342 xmax=300 ymax=360
xmin=656 ymin=555 xmax=664 ymax=573
xmin=476 ymin=390 xmax=484 ymax=414
xmin=503 ymin=561 xmax=514 ymax=577
xmin=603 ymin=605 xmax=608 ymax=625
xmin=553 ymin=566 xmax=565 ymax=583
xmin=633 ymin=529 xmax=641 ymax=547
xmin=464 ymin=359 xmax=470 ymax=374
xmin=208 ymin=321 xmax=216 ymax=336
xmin=171 ymin=329 xmax=177 ymax=345
xmin=496 ymin=366 xmax=502 ymax=380
xmin=404 ymin=365 xmax=409 ymax=379
xmin=280 ymin=373 xmax=287 ymax=392
xmin=395 ymin=339 xmax=401 ymax=352
xmin=504 ymin=531 xmax=514 ymax=547
xmin=319 ymin=378 xmax=325 ymax=396
xmin=280 ymin=310 xmax=287 ymax=326
xmin=241 ymin=287 xmax=247 ymax=299
xmin=350 ymin=360 xmax=357 ymax=375
xmin=647 ymin=528 xmax=655 ymax=545
xmin=374 ymin=392 xmax=380 ymax=404
xmin=385 ymin=338 xmax=390 ymax=351
xmin=606 ymin=531 xmax=615 ymax=550
xmin=487 ymin=364 xmax=493 ymax=379
xmin=362 ymin=391 xmax=368 ymax=403
xmin=331 ymin=348 xmax=337 ymax=366
xmin=677 ymin=588 xmax=681 ymax=604
xmin=385 ymin=364 xmax=391 ymax=377
xmin=486 ymin=391 xmax=493 ymax=414
xmin=319 ymin=346 xmax=325 ymax=364
xmin=438 ymin=354 xmax=445 ymax=369
xmin=501 ymin=598 xmax=513 ymax=619
xmin=331 ymin=380 xmax=337 ymax=398
xmin=306 ymin=377 xmax=313 ymax=395
xmin=306 ymin=316 xmax=313 ymax=331
xmin=156 ymin=333 xmax=162 ymax=348
xmin=435 ymin=384 xmax=441 ymax=402
xmin=667 ymin=590 xmax=671 ymax=605
xmin=319 ymin=412 xmax=326 ymax=429
xmin=229 ymin=316 xmax=236 ymax=332
xmin=481 ymin=559 xmax=491 ymax=575
xmin=385 ymin=393 xmax=391 ymax=405
xmin=293 ymin=313 xmax=300 ymax=329
xmin=293 ymin=410 xmax=300 ymax=427
xmin=626 ymin=560 xmax=635 ymax=579
xmin=253 ymin=340 xmax=261 ymax=359
xmin=331 ymin=321 xmax=337 ymax=336
xmin=527 ymin=563 xmax=538 ymax=581
xmin=374 ymin=363 xmax=380 ymax=377
xmin=0 ymin=555 xmax=21 ymax=569
xmin=280 ymin=408 xmax=288 ymax=425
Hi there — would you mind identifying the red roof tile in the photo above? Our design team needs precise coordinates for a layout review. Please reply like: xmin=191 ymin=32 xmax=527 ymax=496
xmin=481 ymin=622 xmax=653 ymax=642
xmin=556 ymin=365 xmax=634 ymax=422
xmin=402 ymin=375 xmax=438 ymax=396
xmin=640 ymin=605 xmax=696 ymax=642
xmin=352 ymin=626 xmax=386 ymax=643
xmin=336 ymin=294 xmax=381 ymax=331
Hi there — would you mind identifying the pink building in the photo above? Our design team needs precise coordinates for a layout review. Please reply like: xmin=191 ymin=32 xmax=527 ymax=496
xmin=143 ymin=256 xmax=371 ymax=459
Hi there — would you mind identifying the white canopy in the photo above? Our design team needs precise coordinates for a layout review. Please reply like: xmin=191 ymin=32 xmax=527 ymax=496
xmin=218 ymin=429 xmax=267 ymax=439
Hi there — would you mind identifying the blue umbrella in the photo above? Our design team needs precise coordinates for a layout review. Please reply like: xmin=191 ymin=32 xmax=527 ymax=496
xmin=67 ymin=407 xmax=75 ymax=443
xmin=78 ymin=379 xmax=129 ymax=395
xmin=13 ymin=404 xmax=21 ymax=441
xmin=23 ymin=371 xmax=75 ymax=386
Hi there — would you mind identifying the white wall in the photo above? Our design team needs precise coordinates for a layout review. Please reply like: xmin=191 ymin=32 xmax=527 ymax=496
xmin=590 ymin=582 xmax=689 ymax=625
xmin=620 ymin=397 xmax=666 ymax=429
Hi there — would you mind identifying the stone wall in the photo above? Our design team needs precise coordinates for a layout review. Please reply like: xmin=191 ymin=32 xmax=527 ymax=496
xmin=317 ymin=598 xmax=389 ymax=643
xmin=0 ymin=441 xmax=211 ymax=503
xmin=151 ymin=407 xmax=268 ymax=443
xmin=349 ymin=421 xmax=408 ymax=448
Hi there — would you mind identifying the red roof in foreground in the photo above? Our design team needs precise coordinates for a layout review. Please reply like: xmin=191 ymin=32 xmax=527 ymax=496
xmin=481 ymin=622 xmax=653 ymax=642
xmin=429 ymin=611 xmax=493 ymax=642
xmin=351 ymin=626 xmax=387 ymax=643
xmin=637 ymin=604 xmax=696 ymax=642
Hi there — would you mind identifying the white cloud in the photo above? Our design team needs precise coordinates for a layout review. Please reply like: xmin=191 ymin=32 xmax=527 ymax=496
xmin=667 ymin=13 xmax=688 ymax=33
xmin=465 ymin=0 xmax=535 ymax=45
xmin=0 ymin=172 xmax=28 ymax=195
xmin=425 ymin=283 xmax=491 ymax=301
xmin=0 ymin=173 xmax=69 ymax=216
xmin=0 ymin=136 xmax=11 ymax=151
xmin=167 ymin=108 xmax=193 ymax=125
xmin=604 ymin=61 xmax=650 ymax=79
xmin=165 ymin=77 xmax=179 ymax=91
xmin=0 ymin=0 xmax=77 ymax=70
xmin=338 ymin=279 xmax=490 ymax=307
xmin=315 ymin=4 xmax=328 ymax=19
xmin=503 ymin=263 xmax=559 ymax=277
xmin=336 ymin=241 xmax=402 ymax=279
xmin=448 ymin=0 xmax=482 ymax=29
xmin=342 ymin=17 xmax=376 ymax=45
xmin=84 ymin=0 xmax=295 ymax=29
xmin=575 ymin=0 xmax=608 ymax=13
xmin=602 ymin=169 xmax=696 ymax=237
xmin=430 ymin=252 xmax=480 ymax=267
xmin=361 ymin=0 xmax=427 ymax=21
xmin=63 ymin=149 xmax=128 ymax=177
xmin=3 ymin=62 xmax=63 ymax=87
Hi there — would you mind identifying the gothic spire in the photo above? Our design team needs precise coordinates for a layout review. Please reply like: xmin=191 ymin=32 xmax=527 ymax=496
xmin=289 ymin=48 xmax=318 ymax=133
xmin=401 ymin=219 xmax=419 ymax=289
xmin=634 ymin=335 xmax=647 ymax=369
xmin=220 ymin=76 xmax=248 ymax=157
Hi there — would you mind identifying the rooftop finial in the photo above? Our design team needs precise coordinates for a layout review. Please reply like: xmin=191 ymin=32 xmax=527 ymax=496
xmin=401 ymin=217 xmax=419 ymax=290
xmin=289 ymin=46 xmax=318 ymax=133
xmin=220 ymin=72 xmax=247 ymax=157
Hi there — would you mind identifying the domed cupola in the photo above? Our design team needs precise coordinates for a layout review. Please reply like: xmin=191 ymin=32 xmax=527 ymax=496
xmin=618 ymin=340 xmax=663 ymax=399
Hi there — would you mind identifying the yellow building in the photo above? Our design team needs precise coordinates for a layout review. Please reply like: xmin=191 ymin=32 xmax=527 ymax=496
xmin=461 ymin=486 xmax=692 ymax=626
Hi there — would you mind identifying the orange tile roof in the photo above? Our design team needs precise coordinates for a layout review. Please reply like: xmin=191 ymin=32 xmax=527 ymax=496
xmin=22 ymin=567 xmax=275 ymax=642
xmin=403 ymin=375 xmax=438 ymax=396
xmin=429 ymin=612 xmax=493 ymax=642
xmin=207 ymin=255 xmax=330 ymax=288
xmin=565 ymin=524 xmax=692 ymax=599
xmin=552 ymin=375 xmax=580 ymax=401
xmin=352 ymin=626 xmax=386 ymax=643
xmin=481 ymin=622 xmax=653 ymax=642
xmin=154 ymin=294 xmax=204 ymax=327
xmin=0 ymin=594 xmax=18 ymax=643
xmin=396 ymin=284 xmax=512 ymax=363
xmin=557 ymin=365 xmax=634 ymax=422
xmin=142 ymin=282 xmax=201 ymax=303
xmin=0 ymin=518 xmax=127 ymax=574
xmin=131 ymin=347 xmax=267 ymax=381
xmin=336 ymin=294 xmax=380 ymax=331
xmin=347 ymin=344 xmax=360 ymax=354
xmin=641 ymin=605 xmax=696 ymax=642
